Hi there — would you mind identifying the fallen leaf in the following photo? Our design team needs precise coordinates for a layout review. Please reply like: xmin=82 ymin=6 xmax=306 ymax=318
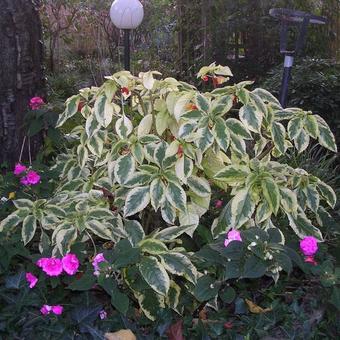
xmin=199 ymin=308 xmax=207 ymax=320
xmin=166 ymin=319 xmax=185 ymax=340
xmin=245 ymin=299 xmax=272 ymax=314
xmin=104 ymin=329 xmax=136 ymax=340
xmin=8 ymin=192 xmax=16 ymax=199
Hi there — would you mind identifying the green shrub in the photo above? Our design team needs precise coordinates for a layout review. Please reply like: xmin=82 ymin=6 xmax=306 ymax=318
xmin=0 ymin=63 xmax=338 ymax=334
xmin=262 ymin=58 xmax=340 ymax=146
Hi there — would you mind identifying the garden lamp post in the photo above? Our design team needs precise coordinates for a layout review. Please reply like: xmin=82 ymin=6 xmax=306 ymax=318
xmin=269 ymin=8 xmax=326 ymax=107
xmin=110 ymin=0 xmax=144 ymax=71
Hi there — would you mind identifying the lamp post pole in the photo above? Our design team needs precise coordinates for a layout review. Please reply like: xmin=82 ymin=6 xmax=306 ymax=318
xmin=124 ymin=29 xmax=131 ymax=71
xmin=110 ymin=0 xmax=144 ymax=72
xmin=269 ymin=8 xmax=326 ymax=108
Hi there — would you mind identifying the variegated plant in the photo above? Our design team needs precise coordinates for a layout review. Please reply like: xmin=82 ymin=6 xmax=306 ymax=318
xmin=0 ymin=63 xmax=337 ymax=320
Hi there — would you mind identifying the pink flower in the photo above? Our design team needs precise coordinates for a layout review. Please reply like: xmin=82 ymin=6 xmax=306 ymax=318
xmin=40 ymin=304 xmax=63 ymax=315
xmin=224 ymin=229 xmax=242 ymax=247
xmin=304 ymin=256 xmax=318 ymax=266
xmin=215 ymin=200 xmax=223 ymax=208
xmin=300 ymin=236 xmax=318 ymax=256
xmin=29 ymin=96 xmax=44 ymax=110
xmin=36 ymin=257 xmax=49 ymax=268
xmin=14 ymin=163 xmax=27 ymax=176
xmin=25 ymin=272 xmax=38 ymax=288
xmin=40 ymin=258 xmax=63 ymax=277
xmin=26 ymin=170 xmax=41 ymax=185
xmin=51 ymin=305 xmax=63 ymax=315
xmin=92 ymin=253 xmax=106 ymax=271
xmin=40 ymin=304 xmax=52 ymax=315
xmin=99 ymin=310 xmax=107 ymax=320
xmin=20 ymin=170 xmax=40 ymax=186
xmin=62 ymin=253 xmax=79 ymax=275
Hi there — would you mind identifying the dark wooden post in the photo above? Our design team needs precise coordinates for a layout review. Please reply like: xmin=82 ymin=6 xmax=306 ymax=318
xmin=0 ymin=0 xmax=45 ymax=168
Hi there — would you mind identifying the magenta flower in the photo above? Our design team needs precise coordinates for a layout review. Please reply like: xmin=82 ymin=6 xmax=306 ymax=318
xmin=40 ymin=258 xmax=63 ymax=277
xmin=99 ymin=310 xmax=107 ymax=320
xmin=224 ymin=229 xmax=242 ymax=247
xmin=215 ymin=200 xmax=223 ymax=209
xmin=25 ymin=272 xmax=38 ymax=288
xmin=26 ymin=170 xmax=41 ymax=185
xmin=92 ymin=253 xmax=106 ymax=272
xmin=62 ymin=253 xmax=79 ymax=275
xmin=29 ymin=96 xmax=44 ymax=110
xmin=51 ymin=305 xmax=63 ymax=315
xmin=40 ymin=304 xmax=63 ymax=315
xmin=40 ymin=304 xmax=52 ymax=315
xmin=14 ymin=163 xmax=27 ymax=176
xmin=36 ymin=257 xmax=49 ymax=268
xmin=20 ymin=170 xmax=40 ymax=186
xmin=300 ymin=236 xmax=318 ymax=256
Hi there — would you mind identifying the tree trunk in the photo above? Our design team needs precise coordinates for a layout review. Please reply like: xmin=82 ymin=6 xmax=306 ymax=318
xmin=0 ymin=0 xmax=45 ymax=168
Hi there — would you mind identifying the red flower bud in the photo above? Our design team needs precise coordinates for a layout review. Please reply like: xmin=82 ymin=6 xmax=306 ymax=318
xmin=121 ymin=87 xmax=130 ymax=95
xmin=224 ymin=321 xmax=233 ymax=329
xmin=202 ymin=75 xmax=209 ymax=82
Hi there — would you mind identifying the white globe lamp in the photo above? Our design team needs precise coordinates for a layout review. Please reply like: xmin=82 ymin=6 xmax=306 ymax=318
xmin=109 ymin=0 xmax=144 ymax=70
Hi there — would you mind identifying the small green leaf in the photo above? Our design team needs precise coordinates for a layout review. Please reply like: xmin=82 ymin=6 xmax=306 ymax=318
xmin=239 ymin=104 xmax=262 ymax=132
xmin=139 ymin=239 xmax=168 ymax=255
xmin=262 ymin=177 xmax=280 ymax=215
xmin=22 ymin=215 xmax=37 ymax=245
xmin=114 ymin=153 xmax=135 ymax=184
xmin=271 ymin=121 xmax=286 ymax=154
xmin=138 ymin=256 xmax=170 ymax=296
xmin=166 ymin=182 xmax=187 ymax=212
xmin=194 ymin=276 xmax=220 ymax=302
xmin=124 ymin=186 xmax=150 ymax=217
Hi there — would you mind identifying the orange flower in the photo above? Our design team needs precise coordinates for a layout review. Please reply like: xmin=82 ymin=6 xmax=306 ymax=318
xmin=185 ymin=103 xmax=198 ymax=111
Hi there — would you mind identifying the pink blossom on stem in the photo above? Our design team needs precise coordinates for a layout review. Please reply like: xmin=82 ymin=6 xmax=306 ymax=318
xmin=20 ymin=177 xmax=30 ymax=185
xmin=99 ymin=310 xmax=107 ymax=320
xmin=25 ymin=272 xmax=38 ymax=288
xmin=215 ymin=200 xmax=223 ymax=209
xmin=40 ymin=305 xmax=52 ymax=315
xmin=29 ymin=97 xmax=44 ymax=110
xmin=92 ymin=253 xmax=106 ymax=272
xmin=26 ymin=170 xmax=41 ymax=185
xmin=41 ymin=258 xmax=63 ymax=277
xmin=14 ymin=163 xmax=27 ymax=176
xmin=224 ymin=229 xmax=242 ymax=247
xmin=62 ymin=253 xmax=80 ymax=275
xmin=36 ymin=257 xmax=49 ymax=268
xmin=51 ymin=305 xmax=63 ymax=315
xmin=300 ymin=236 xmax=318 ymax=256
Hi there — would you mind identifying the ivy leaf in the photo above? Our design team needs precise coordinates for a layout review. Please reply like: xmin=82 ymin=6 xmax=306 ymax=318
xmin=160 ymin=252 xmax=197 ymax=283
xmin=316 ymin=115 xmax=337 ymax=152
xmin=0 ymin=213 xmax=21 ymax=232
xmin=271 ymin=121 xmax=286 ymax=154
xmin=227 ymin=189 xmax=255 ymax=228
xmin=139 ymin=239 xmax=168 ymax=255
xmin=317 ymin=181 xmax=336 ymax=208
xmin=239 ymin=104 xmax=262 ymax=132
xmin=22 ymin=215 xmax=37 ymax=245
xmin=287 ymin=213 xmax=323 ymax=241
xmin=166 ymin=182 xmax=187 ymax=212
xmin=187 ymin=176 xmax=211 ymax=197
xmin=138 ymin=256 xmax=170 ymax=296
xmin=262 ymin=177 xmax=280 ymax=215
xmin=150 ymin=178 xmax=165 ymax=211
xmin=124 ymin=186 xmax=150 ymax=217
xmin=114 ymin=153 xmax=135 ymax=184
xmin=213 ymin=117 xmax=230 ymax=151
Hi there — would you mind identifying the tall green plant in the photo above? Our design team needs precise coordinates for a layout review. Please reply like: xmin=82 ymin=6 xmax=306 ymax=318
xmin=1 ymin=64 xmax=337 ymax=320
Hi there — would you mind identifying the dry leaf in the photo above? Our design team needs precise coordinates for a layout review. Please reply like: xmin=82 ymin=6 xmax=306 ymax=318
xmin=104 ymin=329 xmax=136 ymax=340
xmin=245 ymin=299 xmax=272 ymax=314
xmin=8 ymin=192 xmax=15 ymax=199
xmin=199 ymin=308 xmax=207 ymax=320
xmin=166 ymin=319 xmax=185 ymax=340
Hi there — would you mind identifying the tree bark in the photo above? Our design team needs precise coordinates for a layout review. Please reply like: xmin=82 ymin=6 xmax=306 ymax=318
xmin=0 ymin=0 xmax=45 ymax=168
